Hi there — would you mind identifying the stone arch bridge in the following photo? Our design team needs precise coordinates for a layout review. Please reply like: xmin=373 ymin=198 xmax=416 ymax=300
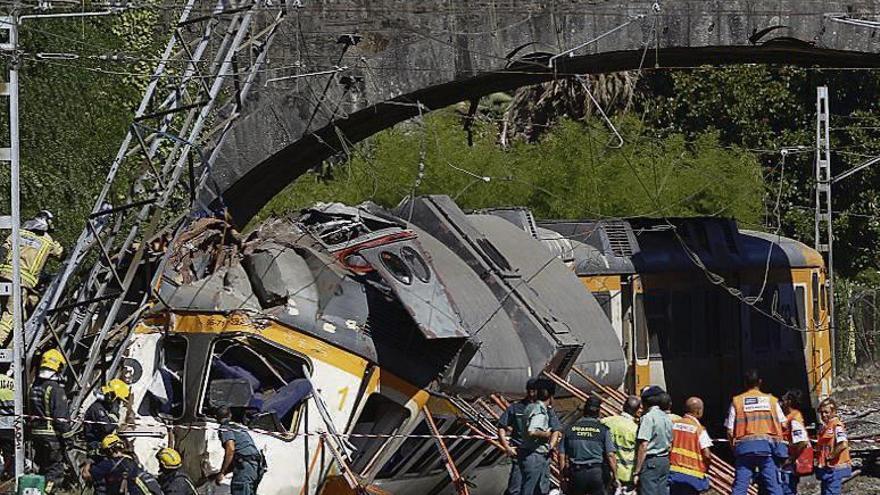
xmin=207 ymin=0 xmax=880 ymax=224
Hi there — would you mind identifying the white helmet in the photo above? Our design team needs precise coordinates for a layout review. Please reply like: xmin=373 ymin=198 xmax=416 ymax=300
xmin=23 ymin=210 xmax=54 ymax=233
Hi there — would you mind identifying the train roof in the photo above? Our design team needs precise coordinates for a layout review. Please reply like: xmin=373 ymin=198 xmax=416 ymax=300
xmin=539 ymin=217 xmax=824 ymax=276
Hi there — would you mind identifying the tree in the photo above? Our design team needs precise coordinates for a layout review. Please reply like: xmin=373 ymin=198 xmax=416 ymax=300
xmin=259 ymin=109 xmax=764 ymax=228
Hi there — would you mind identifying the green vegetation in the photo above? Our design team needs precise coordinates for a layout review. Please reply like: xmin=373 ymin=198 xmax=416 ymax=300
xmin=260 ymin=111 xmax=764 ymax=226
xmin=0 ymin=11 xmax=160 ymax=246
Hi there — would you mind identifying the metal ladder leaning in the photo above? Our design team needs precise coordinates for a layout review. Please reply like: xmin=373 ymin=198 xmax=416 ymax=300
xmin=22 ymin=0 xmax=286 ymax=413
xmin=0 ymin=10 xmax=27 ymax=481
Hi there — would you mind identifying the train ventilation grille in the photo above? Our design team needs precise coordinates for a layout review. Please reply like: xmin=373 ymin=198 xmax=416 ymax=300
xmin=603 ymin=221 xmax=634 ymax=257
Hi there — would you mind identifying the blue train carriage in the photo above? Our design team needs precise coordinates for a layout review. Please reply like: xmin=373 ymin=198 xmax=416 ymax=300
xmin=537 ymin=217 xmax=833 ymax=429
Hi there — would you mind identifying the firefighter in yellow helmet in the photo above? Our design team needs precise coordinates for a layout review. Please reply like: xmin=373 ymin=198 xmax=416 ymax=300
xmin=0 ymin=210 xmax=63 ymax=346
xmin=83 ymin=378 xmax=130 ymax=457
xmin=84 ymin=434 xmax=162 ymax=495
xmin=28 ymin=348 xmax=72 ymax=492
xmin=156 ymin=447 xmax=197 ymax=495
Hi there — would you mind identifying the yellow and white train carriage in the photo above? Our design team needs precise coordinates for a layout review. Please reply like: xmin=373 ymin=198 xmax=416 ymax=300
xmin=116 ymin=196 xmax=626 ymax=495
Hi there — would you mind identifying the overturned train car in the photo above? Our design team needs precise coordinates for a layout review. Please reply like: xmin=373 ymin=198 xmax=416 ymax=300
xmin=119 ymin=196 xmax=625 ymax=494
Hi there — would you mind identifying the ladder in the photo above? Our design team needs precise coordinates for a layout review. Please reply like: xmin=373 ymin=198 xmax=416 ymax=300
xmin=23 ymin=0 xmax=286 ymax=411
xmin=0 ymin=10 xmax=27 ymax=481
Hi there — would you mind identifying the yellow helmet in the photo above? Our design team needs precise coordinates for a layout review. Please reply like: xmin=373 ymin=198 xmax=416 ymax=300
xmin=101 ymin=379 xmax=130 ymax=401
xmin=101 ymin=433 xmax=123 ymax=450
xmin=39 ymin=349 xmax=66 ymax=372
xmin=155 ymin=447 xmax=182 ymax=469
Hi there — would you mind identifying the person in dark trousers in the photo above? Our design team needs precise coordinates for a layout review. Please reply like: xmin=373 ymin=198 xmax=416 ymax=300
xmin=560 ymin=396 xmax=618 ymax=495
xmin=156 ymin=447 xmax=197 ymax=495
xmin=633 ymin=386 xmax=673 ymax=495
xmin=85 ymin=434 xmax=162 ymax=495
xmin=780 ymin=389 xmax=810 ymax=495
xmin=519 ymin=379 xmax=560 ymax=495
xmin=29 ymin=348 xmax=72 ymax=493
xmin=725 ymin=369 xmax=786 ymax=495
xmin=211 ymin=406 xmax=265 ymax=495
xmin=84 ymin=379 xmax=130 ymax=456
xmin=499 ymin=378 xmax=538 ymax=495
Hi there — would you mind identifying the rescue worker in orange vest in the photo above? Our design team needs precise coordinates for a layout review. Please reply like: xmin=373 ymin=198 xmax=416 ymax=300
xmin=669 ymin=397 xmax=712 ymax=495
xmin=815 ymin=398 xmax=851 ymax=495
xmin=780 ymin=389 xmax=810 ymax=495
xmin=724 ymin=369 xmax=786 ymax=495
xmin=0 ymin=210 xmax=63 ymax=346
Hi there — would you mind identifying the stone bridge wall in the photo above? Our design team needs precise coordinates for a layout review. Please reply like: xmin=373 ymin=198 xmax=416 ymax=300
xmin=208 ymin=0 xmax=880 ymax=223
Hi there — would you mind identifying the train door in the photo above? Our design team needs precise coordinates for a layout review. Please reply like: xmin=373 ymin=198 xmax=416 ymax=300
xmin=631 ymin=276 xmax=651 ymax=393
xmin=809 ymin=270 xmax=832 ymax=401
xmin=621 ymin=277 xmax=635 ymax=393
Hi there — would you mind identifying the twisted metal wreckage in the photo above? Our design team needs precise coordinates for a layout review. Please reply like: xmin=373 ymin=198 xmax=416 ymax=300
xmin=109 ymin=195 xmax=627 ymax=494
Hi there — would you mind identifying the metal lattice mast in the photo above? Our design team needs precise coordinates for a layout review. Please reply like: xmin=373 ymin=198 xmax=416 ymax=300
xmin=815 ymin=86 xmax=835 ymax=377
xmin=25 ymin=0 xmax=286 ymax=410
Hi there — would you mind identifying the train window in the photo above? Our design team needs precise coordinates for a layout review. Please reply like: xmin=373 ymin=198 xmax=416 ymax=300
xmin=671 ymin=292 xmax=693 ymax=354
xmin=750 ymin=288 xmax=782 ymax=352
xmin=812 ymin=273 xmax=820 ymax=323
xmin=405 ymin=417 xmax=451 ymax=475
xmin=594 ymin=292 xmax=613 ymax=322
xmin=377 ymin=419 xmax=430 ymax=479
xmin=795 ymin=287 xmax=806 ymax=338
xmin=820 ymin=284 xmax=827 ymax=312
xmin=199 ymin=336 xmax=312 ymax=435
xmin=350 ymin=394 xmax=411 ymax=473
xmin=635 ymin=294 xmax=648 ymax=360
xmin=381 ymin=251 xmax=412 ymax=285
xmin=139 ymin=335 xmax=187 ymax=420
xmin=644 ymin=291 xmax=669 ymax=357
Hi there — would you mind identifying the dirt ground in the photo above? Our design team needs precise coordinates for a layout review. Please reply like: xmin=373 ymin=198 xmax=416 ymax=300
xmin=823 ymin=364 xmax=880 ymax=494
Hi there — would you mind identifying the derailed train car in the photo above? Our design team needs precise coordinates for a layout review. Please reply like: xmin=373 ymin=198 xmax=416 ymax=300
xmin=485 ymin=209 xmax=832 ymax=432
xmin=116 ymin=196 xmax=625 ymax=494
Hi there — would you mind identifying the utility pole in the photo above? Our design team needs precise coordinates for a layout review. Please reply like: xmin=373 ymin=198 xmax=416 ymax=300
xmin=815 ymin=86 xmax=835 ymax=378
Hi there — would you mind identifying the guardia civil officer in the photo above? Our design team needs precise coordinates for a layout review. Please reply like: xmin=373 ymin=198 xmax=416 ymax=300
xmin=29 ymin=348 xmax=73 ymax=493
xmin=211 ymin=405 xmax=266 ymax=495
xmin=560 ymin=396 xmax=617 ymax=495
xmin=519 ymin=379 xmax=560 ymax=495
xmin=633 ymin=386 xmax=673 ymax=495
xmin=498 ymin=378 xmax=564 ymax=495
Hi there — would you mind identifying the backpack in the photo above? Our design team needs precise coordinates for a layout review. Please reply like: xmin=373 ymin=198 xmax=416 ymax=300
xmin=795 ymin=444 xmax=814 ymax=475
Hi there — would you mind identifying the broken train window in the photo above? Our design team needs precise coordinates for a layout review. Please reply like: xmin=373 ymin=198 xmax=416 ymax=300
xmin=200 ymin=335 xmax=312 ymax=435
xmin=350 ymin=394 xmax=411 ymax=474
xmin=139 ymin=336 xmax=187 ymax=419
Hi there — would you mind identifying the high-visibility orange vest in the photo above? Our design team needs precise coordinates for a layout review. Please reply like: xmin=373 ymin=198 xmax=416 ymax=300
xmin=732 ymin=390 xmax=783 ymax=442
xmin=817 ymin=417 xmax=851 ymax=469
xmin=670 ymin=415 xmax=708 ymax=479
